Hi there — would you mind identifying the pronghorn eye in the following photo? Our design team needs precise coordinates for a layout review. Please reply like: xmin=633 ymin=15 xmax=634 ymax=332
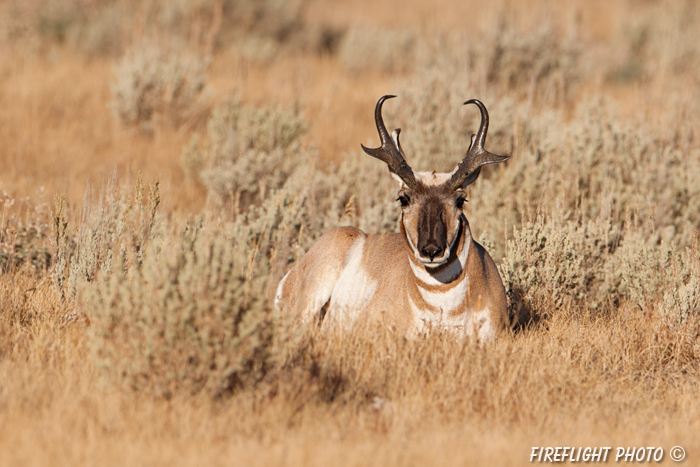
xmin=455 ymin=196 xmax=466 ymax=209
xmin=397 ymin=195 xmax=410 ymax=207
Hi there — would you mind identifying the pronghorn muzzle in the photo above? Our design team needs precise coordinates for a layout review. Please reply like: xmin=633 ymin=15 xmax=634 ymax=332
xmin=416 ymin=199 xmax=447 ymax=262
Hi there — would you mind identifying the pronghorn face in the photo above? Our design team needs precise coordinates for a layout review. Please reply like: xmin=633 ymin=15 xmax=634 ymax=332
xmin=395 ymin=176 xmax=466 ymax=267
xmin=361 ymin=95 xmax=509 ymax=269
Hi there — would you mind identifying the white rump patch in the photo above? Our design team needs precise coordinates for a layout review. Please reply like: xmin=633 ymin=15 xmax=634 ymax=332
xmin=274 ymin=270 xmax=291 ymax=312
xmin=274 ymin=263 xmax=337 ymax=324
xmin=326 ymin=237 xmax=377 ymax=329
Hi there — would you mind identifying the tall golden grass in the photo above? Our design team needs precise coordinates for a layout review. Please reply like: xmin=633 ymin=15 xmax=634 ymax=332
xmin=1 ymin=0 xmax=700 ymax=465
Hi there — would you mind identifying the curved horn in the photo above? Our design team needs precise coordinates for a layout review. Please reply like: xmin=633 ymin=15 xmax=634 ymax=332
xmin=448 ymin=99 xmax=509 ymax=191
xmin=361 ymin=95 xmax=417 ymax=189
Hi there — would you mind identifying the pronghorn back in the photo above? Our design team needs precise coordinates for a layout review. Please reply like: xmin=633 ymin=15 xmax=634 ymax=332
xmin=275 ymin=96 xmax=510 ymax=342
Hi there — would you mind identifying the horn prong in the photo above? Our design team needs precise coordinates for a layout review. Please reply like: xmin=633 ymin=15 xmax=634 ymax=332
xmin=362 ymin=96 xmax=417 ymax=189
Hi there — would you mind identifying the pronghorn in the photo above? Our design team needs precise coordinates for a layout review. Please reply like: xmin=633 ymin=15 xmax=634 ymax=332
xmin=275 ymin=96 xmax=509 ymax=342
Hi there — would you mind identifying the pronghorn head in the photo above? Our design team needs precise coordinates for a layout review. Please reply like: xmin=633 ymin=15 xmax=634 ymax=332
xmin=361 ymin=95 xmax=509 ymax=268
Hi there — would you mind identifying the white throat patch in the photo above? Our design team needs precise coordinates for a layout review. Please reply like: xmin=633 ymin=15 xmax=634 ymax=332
xmin=407 ymin=225 xmax=473 ymax=334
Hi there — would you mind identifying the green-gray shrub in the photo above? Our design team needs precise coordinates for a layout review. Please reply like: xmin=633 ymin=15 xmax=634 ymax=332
xmin=82 ymin=176 xmax=317 ymax=397
xmin=183 ymin=97 xmax=307 ymax=209
xmin=656 ymin=232 xmax=700 ymax=324
xmin=484 ymin=27 xmax=582 ymax=106
xmin=86 ymin=220 xmax=273 ymax=398
xmin=0 ymin=192 xmax=52 ymax=275
xmin=111 ymin=42 xmax=209 ymax=132
xmin=500 ymin=210 xmax=700 ymax=327
xmin=500 ymin=214 xmax=622 ymax=324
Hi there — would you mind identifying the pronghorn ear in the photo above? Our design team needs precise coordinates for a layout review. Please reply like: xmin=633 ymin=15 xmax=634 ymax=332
xmin=452 ymin=133 xmax=482 ymax=188
xmin=458 ymin=166 xmax=482 ymax=188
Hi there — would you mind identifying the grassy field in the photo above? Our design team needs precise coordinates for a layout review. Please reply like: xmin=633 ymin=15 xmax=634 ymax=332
xmin=1 ymin=0 xmax=700 ymax=465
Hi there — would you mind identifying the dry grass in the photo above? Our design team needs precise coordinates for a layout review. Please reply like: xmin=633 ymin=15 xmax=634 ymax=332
xmin=1 ymin=0 xmax=700 ymax=465
xmin=2 ymin=294 xmax=699 ymax=466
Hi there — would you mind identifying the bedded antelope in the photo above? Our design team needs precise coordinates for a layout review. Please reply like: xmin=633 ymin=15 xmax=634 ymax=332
xmin=275 ymin=96 xmax=509 ymax=342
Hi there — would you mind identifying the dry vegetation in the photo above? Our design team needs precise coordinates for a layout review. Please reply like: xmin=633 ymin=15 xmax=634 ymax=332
xmin=1 ymin=0 xmax=700 ymax=465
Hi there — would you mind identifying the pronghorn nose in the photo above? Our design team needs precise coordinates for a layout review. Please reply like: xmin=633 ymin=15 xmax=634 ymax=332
xmin=421 ymin=246 xmax=443 ymax=260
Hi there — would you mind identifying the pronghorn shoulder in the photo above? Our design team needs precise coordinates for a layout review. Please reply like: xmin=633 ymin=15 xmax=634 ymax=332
xmin=360 ymin=232 xmax=411 ymax=278
xmin=467 ymin=240 xmax=501 ymax=286
xmin=466 ymin=239 xmax=508 ymax=328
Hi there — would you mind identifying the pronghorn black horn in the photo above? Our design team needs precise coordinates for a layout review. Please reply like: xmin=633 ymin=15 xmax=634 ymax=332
xmin=448 ymin=99 xmax=509 ymax=191
xmin=361 ymin=95 xmax=417 ymax=189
